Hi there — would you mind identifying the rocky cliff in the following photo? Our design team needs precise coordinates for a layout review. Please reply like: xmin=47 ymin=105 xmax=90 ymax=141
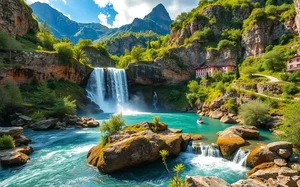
xmin=0 ymin=0 xmax=39 ymax=37
xmin=296 ymin=0 xmax=300 ymax=35
xmin=0 ymin=50 xmax=92 ymax=85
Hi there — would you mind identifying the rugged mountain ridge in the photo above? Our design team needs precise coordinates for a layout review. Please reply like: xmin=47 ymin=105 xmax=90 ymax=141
xmin=30 ymin=2 xmax=172 ymax=44
xmin=0 ymin=0 xmax=39 ymax=37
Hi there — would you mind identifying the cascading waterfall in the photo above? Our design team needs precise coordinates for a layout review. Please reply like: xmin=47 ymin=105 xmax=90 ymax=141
xmin=153 ymin=91 xmax=158 ymax=110
xmin=86 ymin=67 xmax=129 ymax=113
xmin=189 ymin=141 xmax=221 ymax=157
xmin=232 ymin=148 xmax=250 ymax=166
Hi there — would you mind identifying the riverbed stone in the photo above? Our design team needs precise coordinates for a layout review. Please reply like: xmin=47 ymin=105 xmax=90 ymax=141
xmin=248 ymin=162 xmax=276 ymax=176
xmin=30 ymin=118 xmax=58 ymax=130
xmin=274 ymin=159 xmax=287 ymax=167
xmin=185 ymin=176 xmax=230 ymax=187
xmin=0 ymin=146 xmax=33 ymax=167
xmin=222 ymin=126 xmax=259 ymax=139
xmin=220 ymin=115 xmax=237 ymax=124
xmin=0 ymin=127 xmax=23 ymax=139
xmin=247 ymin=145 xmax=275 ymax=167
xmin=277 ymin=148 xmax=292 ymax=159
xmin=231 ymin=179 xmax=266 ymax=187
xmin=210 ymin=110 xmax=223 ymax=119
xmin=216 ymin=131 xmax=245 ymax=159
xmin=267 ymin=141 xmax=293 ymax=153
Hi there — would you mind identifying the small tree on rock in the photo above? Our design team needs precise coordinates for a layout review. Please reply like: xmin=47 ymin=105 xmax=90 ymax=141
xmin=239 ymin=100 xmax=270 ymax=126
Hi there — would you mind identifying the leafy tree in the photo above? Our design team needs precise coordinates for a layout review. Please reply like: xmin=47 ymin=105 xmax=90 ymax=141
xmin=77 ymin=39 xmax=93 ymax=49
xmin=239 ymin=100 xmax=270 ymax=126
xmin=30 ymin=84 xmax=56 ymax=107
xmin=5 ymin=84 xmax=23 ymax=107
xmin=73 ymin=47 xmax=89 ymax=64
xmin=235 ymin=66 xmax=240 ymax=79
xmin=242 ymin=66 xmax=257 ymax=78
xmin=131 ymin=45 xmax=145 ymax=61
xmin=0 ymin=31 xmax=22 ymax=61
xmin=261 ymin=49 xmax=285 ymax=72
xmin=117 ymin=55 xmax=132 ymax=68
xmin=54 ymin=42 xmax=74 ymax=65
xmin=279 ymin=102 xmax=300 ymax=145
xmin=160 ymin=150 xmax=185 ymax=187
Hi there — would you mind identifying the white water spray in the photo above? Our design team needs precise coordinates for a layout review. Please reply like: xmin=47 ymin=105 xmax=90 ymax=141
xmin=232 ymin=148 xmax=250 ymax=166
xmin=189 ymin=141 xmax=221 ymax=157
xmin=86 ymin=68 xmax=129 ymax=113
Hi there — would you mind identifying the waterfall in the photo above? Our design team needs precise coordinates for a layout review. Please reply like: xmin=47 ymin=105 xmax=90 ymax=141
xmin=232 ymin=148 xmax=250 ymax=166
xmin=189 ymin=141 xmax=221 ymax=157
xmin=86 ymin=68 xmax=129 ymax=113
xmin=153 ymin=91 xmax=158 ymax=110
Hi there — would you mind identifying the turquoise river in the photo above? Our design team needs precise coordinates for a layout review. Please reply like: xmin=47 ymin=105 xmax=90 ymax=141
xmin=0 ymin=112 xmax=277 ymax=187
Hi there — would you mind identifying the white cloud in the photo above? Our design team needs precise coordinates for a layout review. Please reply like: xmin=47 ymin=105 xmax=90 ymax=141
xmin=93 ymin=0 xmax=198 ymax=28
xmin=67 ymin=14 xmax=71 ymax=19
xmin=26 ymin=0 xmax=50 ymax=4
xmin=98 ymin=13 xmax=111 ymax=28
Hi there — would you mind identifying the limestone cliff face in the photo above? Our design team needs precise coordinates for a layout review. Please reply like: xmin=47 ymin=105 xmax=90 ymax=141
xmin=82 ymin=46 xmax=114 ymax=67
xmin=0 ymin=0 xmax=39 ymax=37
xmin=242 ymin=20 xmax=292 ymax=57
xmin=0 ymin=50 xmax=92 ymax=85
xmin=127 ymin=43 xmax=239 ymax=86
xmin=295 ymin=0 xmax=300 ymax=35
xmin=170 ymin=5 xmax=252 ymax=46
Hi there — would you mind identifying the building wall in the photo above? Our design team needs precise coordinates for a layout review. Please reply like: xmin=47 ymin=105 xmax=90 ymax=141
xmin=287 ymin=57 xmax=300 ymax=71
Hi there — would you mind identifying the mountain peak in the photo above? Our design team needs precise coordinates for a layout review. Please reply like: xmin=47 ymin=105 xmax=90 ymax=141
xmin=144 ymin=3 xmax=171 ymax=23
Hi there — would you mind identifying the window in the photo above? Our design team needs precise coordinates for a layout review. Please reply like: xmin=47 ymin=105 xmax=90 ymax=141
xmin=290 ymin=65 xmax=293 ymax=69
xmin=297 ymin=58 xmax=300 ymax=62
xmin=297 ymin=64 xmax=300 ymax=68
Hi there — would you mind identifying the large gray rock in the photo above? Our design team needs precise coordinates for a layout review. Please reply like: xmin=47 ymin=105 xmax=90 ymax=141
xmin=231 ymin=179 xmax=266 ymax=187
xmin=0 ymin=146 xmax=33 ymax=167
xmin=221 ymin=126 xmax=259 ymax=139
xmin=0 ymin=127 xmax=23 ymax=139
xmin=185 ymin=176 xmax=230 ymax=187
xmin=220 ymin=115 xmax=237 ymax=124
xmin=267 ymin=141 xmax=293 ymax=154
xmin=30 ymin=119 xmax=58 ymax=130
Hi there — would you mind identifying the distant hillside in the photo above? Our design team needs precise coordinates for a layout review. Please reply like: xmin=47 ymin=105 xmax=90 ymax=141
xmin=30 ymin=2 xmax=172 ymax=44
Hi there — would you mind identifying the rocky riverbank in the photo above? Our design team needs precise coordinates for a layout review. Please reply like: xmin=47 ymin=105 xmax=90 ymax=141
xmin=8 ymin=113 xmax=99 ymax=130
xmin=0 ymin=127 xmax=33 ymax=167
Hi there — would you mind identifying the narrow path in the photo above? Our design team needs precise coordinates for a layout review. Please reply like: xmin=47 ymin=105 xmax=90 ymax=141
xmin=253 ymin=74 xmax=280 ymax=83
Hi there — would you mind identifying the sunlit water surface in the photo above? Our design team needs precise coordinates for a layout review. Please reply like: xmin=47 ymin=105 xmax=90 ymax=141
xmin=0 ymin=112 xmax=277 ymax=187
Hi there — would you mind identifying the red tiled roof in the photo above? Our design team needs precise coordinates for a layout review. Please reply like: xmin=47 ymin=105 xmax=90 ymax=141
xmin=287 ymin=55 xmax=300 ymax=61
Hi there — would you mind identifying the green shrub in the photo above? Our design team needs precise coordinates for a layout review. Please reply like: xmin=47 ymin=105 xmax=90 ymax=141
xmin=30 ymin=84 xmax=56 ymax=107
xmin=217 ymin=39 xmax=236 ymax=50
xmin=280 ymin=73 xmax=289 ymax=81
xmin=152 ymin=116 xmax=160 ymax=125
xmin=239 ymin=100 xmax=270 ymax=126
xmin=100 ymin=114 xmax=125 ymax=137
xmin=283 ymin=84 xmax=299 ymax=95
xmin=288 ymin=71 xmax=300 ymax=83
xmin=51 ymin=96 xmax=76 ymax=119
xmin=54 ymin=42 xmax=74 ymax=65
xmin=261 ymin=48 xmax=286 ymax=72
xmin=279 ymin=102 xmax=300 ymax=145
xmin=224 ymin=98 xmax=238 ymax=114
xmin=30 ymin=111 xmax=46 ymax=120
xmin=160 ymin=150 xmax=185 ymax=187
xmin=0 ymin=135 xmax=15 ymax=150
xmin=131 ymin=45 xmax=145 ymax=61
xmin=221 ymin=29 xmax=242 ymax=42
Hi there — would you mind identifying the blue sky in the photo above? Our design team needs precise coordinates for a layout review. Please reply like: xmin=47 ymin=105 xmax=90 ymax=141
xmin=26 ymin=0 xmax=199 ymax=28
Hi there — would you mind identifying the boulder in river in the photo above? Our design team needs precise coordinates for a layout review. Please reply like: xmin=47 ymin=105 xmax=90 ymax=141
xmin=87 ymin=122 xmax=183 ymax=173
xmin=216 ymin=131 xmax=245 ymax=159
xmin=0 ymin=146 xmax=33 ymax=167
xmin=30 ymin=118 xmax=58 ymax=130
xmin=247 ymin=145 xmax=275 ymax=167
